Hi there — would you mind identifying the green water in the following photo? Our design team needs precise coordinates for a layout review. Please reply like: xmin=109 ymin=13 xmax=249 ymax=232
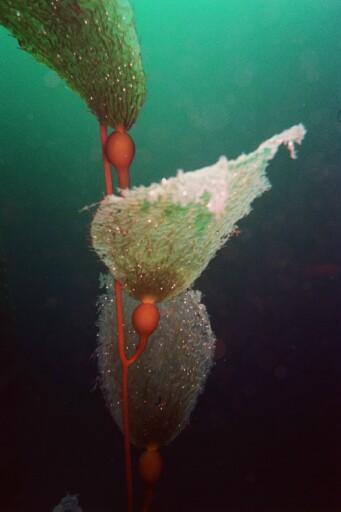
xmin=1 ymin=0 xmax=340 ymax=275
xmin=1 ymin=0 xmax=340 ymax=199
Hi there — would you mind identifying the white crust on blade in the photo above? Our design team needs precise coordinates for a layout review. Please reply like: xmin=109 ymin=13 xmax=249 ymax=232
xmin=104 ymin=124 xmax=306 ymax=218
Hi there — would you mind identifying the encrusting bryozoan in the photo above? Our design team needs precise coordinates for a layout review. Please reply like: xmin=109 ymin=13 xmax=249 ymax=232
xmin=97 ymin=274 xmax=216 ymax=448
xmin=91 ymin=124 xmax=306 ymax=302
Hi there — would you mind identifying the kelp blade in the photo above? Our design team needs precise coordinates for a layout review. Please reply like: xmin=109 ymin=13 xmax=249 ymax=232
xmin=0 ymin=0 xmax=146 ymax=128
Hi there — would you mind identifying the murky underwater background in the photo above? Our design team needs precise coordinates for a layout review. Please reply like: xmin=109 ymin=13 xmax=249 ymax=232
xmin=1 ymin=0 xmax=341 ymax=510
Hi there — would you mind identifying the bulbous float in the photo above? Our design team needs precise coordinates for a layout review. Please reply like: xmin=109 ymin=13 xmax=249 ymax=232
xmin=91 ymin=124 xmax=306 ymax=302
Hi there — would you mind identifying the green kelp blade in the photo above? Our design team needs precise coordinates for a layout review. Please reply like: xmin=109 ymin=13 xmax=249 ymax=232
xmin=97 ymin=275 xmax=215 ymax=448
xmin=0 ymin=0 xmax=146 ymax=128
xmin=91 ymin=124 xmax=306 ymax=302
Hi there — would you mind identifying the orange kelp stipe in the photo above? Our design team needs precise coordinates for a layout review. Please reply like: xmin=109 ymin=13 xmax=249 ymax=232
xmin=99 ymin=124 xmax=161 ymax=512
xmin=99 ymin=124 xmax=113 ymax=195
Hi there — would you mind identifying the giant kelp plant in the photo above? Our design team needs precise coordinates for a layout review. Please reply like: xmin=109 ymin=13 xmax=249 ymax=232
xmin=0 ymin=2 xmax=306 ymax=511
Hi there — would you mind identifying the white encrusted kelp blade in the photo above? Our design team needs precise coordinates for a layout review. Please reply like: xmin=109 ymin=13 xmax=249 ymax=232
xmin=91 ymin=124 xmax=306 ymax=301
xmin=97 ymin=276 xmax=215 ymax=448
